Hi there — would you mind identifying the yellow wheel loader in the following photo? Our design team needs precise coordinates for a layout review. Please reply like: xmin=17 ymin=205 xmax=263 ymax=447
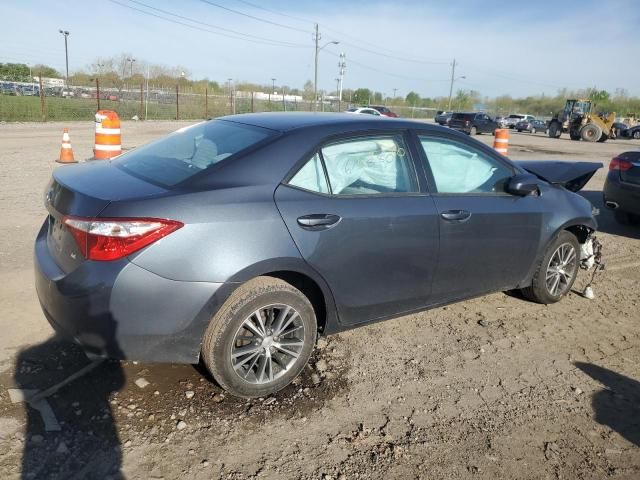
xmin=547 ymin=99 xmax=616 ymax=142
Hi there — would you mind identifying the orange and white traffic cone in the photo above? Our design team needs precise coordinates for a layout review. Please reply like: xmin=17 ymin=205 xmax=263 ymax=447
xmin=57 ymin=128 xmax=77 ymax=164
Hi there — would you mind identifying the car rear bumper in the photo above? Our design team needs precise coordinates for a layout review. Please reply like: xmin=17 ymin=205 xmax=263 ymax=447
xmin=34 ymin=221 xmax=234 ymax=364
xmin=603 ymin=173 xmax=640 ymax=214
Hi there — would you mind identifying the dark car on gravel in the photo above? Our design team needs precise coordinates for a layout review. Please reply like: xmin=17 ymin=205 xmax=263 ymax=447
xmin=435 ymin=111 xmax=454 ymax=125
xmin=449 ymin=112 xmax=499 ymax=134
xmin=623 ymin=125 xmax=640 ymax=140
xmin=603 ymin=151 xmax=640 ymax=224
xmin=35 ymin=112 xmax=601 ymax=398
xmin=515 ymin=118 xmax=548 ymax=134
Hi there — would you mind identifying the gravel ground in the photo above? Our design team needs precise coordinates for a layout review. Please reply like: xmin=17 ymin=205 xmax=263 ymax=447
xmin=0 ymin=121 xmax=639 ymax=479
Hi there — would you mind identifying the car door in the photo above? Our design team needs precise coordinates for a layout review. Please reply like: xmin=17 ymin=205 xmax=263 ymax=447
xmin=274 ymin=132 xmax=440 ymax=326
xmin=413 ymin=131 xmax=543 ymax=302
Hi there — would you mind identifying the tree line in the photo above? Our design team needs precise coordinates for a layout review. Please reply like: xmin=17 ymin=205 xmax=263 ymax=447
xmin=2 ymin=56 xmax=639 ymax=117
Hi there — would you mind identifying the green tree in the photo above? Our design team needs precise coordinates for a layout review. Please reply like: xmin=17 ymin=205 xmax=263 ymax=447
xmin=352 ymin=88 xmax=372 ymax=105
xmin=405 ymin=91 xmax=420 ymax=105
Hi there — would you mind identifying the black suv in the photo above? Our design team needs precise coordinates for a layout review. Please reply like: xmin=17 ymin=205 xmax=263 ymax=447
xmin=449 ymin=112 xmax=498 ymax=135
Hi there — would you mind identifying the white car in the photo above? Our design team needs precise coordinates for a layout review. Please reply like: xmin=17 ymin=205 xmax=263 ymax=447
xmin=503 ymin=114 xmax=535 ymax=129
xmin=345 ymin=107 xmax=384 ymax=116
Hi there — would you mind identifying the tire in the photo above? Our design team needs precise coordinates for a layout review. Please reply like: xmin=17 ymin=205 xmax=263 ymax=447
xmin=201 ymin=276 xmax=317 ymax=398
xmin=470 ymin=126 xmax=477 ymax=135
xmin=581 ymin=123 xmax=602 ymax=142
xmin=548 ymin=121 xmax=561 ymax=138
xmin=531 ymin=127 xmax=536 ymax=134
xmin=597 ymin=133 xmax=608 ymax=143
xmin=569 ymin=131 xmax=581 ymax=141
xmin=634 ymin=130 xmax=640 ymax=140
xmin=521 ymin=231 xmax=580 ymax=304
xmin=517 ymin=129 xmax=522 ymax=132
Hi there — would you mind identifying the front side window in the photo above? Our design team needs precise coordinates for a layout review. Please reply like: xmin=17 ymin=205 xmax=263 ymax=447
xmin=116 ymin=120 xmax=273 ymax=187
xmin=322 ymin=136 xmax=417 ymax=195
xmin=419 ymin=136 xmax=514 ymax=194
xmin=287 ymin=135 xmax=418 ymax=196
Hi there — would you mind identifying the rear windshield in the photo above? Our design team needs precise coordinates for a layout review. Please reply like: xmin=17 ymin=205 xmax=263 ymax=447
xmin=452 ymin=113 xmax=473 ymax=119
xmin=115 ymin=120 xmax=273 ymax=187
xmin=507 ymin=115 xmax=524 ymax=119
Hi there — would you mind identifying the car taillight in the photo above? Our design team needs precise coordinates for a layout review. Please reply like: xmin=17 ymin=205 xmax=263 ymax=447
xmin=63 ymin=216 xmax=183 ymax=261
xmin=609 ymin=157 xmax=633 ymax=171
xmin=465 ymin=120 xmax=470 ymax=126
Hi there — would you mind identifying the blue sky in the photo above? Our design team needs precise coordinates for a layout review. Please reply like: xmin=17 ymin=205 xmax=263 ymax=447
xmin=2 ymin=0 xmax=639 ymax=98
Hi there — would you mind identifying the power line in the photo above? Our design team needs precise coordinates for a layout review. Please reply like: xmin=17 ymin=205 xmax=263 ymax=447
xmin=198 ymin=0 xmax=309 ymax=33
xmin=228 ymin=0 xmax=448 ymax=65
xmin=324 ymin=50 xmax=447 ymax=84
xmin=232 ymin=0 xmax=315 ymax=26
xmin=125 ymin=0 xmax=307 ymax=48
xmin=107 ymin=0 xmax=310 ymax=48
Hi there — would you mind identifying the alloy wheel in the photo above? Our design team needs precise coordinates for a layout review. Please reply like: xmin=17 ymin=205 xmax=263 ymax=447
xmin=231 ymin=304 xmax=305 ymax=385
xmin=545 ymin=243 xmax=577 ymax=297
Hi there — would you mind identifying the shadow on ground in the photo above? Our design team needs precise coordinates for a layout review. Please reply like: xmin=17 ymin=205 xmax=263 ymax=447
xmin=580 ymin=190 xmax=640 ymax=240
xmin=575 ymin=362 xmax=640 ymax=448
xmin=13 ymin=337 xmax=124 ymax=479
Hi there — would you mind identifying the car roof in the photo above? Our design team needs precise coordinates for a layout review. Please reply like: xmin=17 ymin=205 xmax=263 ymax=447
xmin=217 ymin=112 xmax=437 ymax=132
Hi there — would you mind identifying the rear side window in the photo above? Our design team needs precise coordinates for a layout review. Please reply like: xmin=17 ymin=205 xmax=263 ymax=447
xmin=288 ymin=153 xmax=329 ymax=194
xmin=287 ymin=135 xmax=418 ymax=195
xmin=419 ymin=136 xmax=514 ymax=193
xmin=116 ymin=120 xmax=273 ymax=187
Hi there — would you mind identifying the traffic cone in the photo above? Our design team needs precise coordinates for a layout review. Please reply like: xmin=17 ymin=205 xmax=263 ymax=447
xmin=57 ymin=128 xmax=77 ymax=164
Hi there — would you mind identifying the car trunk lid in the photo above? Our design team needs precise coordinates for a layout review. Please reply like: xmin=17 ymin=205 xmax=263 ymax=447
xmin=616 ymin=152 xmax=640 ymax=186
xmin=45 ymin=161 xmax=169 ymax=272
xmin=515 ymin=161 xmax=603 ymax=192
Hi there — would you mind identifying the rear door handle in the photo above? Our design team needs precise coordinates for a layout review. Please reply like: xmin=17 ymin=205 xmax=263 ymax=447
xmin=440 ymin=210 xmax=471 ymax=222
xmin=297 ymin=214 xmax=341 ymax=230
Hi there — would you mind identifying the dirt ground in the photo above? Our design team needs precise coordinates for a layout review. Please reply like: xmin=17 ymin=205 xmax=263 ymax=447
xmin=0 ymin=120 xmax=639 ymax=479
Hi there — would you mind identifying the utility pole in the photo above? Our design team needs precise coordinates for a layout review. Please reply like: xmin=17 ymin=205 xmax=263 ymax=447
xmin=228 ymin=78 xmax=233 ymax=114
xmin=447 ymin=58 xmax=456 ymax=111
xmin=58 ymin=30 xmax=70 ymax=87
xmin=393 ymin=88 xmax=397 ymax=99
xmin=338 ymin=52 xmax=346 ymax=105
xmin=127 ymin=57 xmax=136 ymax=77
xmin=96 ymin=78 xmax=100 ymax=111
xmin=336 ymin=77 xmax=341 ymax=111
xmin=313 ymin=23 xmax=319 ymax=111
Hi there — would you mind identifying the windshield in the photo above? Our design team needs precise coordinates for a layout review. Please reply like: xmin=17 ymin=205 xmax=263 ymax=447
xmin=115 ymin=120 xmax=273 ymax=187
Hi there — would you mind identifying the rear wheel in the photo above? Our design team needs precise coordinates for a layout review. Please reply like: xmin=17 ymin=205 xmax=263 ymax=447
xmin=597 ymin=133 xmax=608 ymax=143
xmin=581 ymin=123 xmax=602 ymax=142
xmin=201 ymin=277 xmax=317 ymax=398
xmin=521 ymin=231 xmax=579 ymax=304
xmin=548 ymin=121 xmax=561 ymax=138
xmin=531 ymin=127 xmax=537 ymax=134
xmin=470 ymin=126 xmax=477 ymax=135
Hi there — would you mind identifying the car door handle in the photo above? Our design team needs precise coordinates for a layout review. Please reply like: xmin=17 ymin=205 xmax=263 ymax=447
xmin=440 ymin=210 xmax=471 ymax=222
xmin=297 ymin=214 xmax=341 ymax=230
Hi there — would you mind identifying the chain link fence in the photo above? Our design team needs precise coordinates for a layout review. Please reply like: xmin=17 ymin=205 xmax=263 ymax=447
xmin=0 ymin=80 xmax=435 ymax=122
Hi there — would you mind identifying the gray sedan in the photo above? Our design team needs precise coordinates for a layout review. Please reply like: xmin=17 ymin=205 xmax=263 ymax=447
xmin=35 ymin=113 xmax=601 ymax=398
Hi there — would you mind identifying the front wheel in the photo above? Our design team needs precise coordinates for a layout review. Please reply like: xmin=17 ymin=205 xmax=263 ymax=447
xmin=521 ymin=231 xmax=580 ymax=304
xmin=581 ymin=123 xmax=602 ymax=142
xmin=531 ymin=127 xmax=537 ymax=134
xmin=634 ymin=130 xmax=640 ymax=140
xmin=201 ymin=277 xmax=317 ymax=398
xmin=470 ymin=126 xmax=477 ymax=135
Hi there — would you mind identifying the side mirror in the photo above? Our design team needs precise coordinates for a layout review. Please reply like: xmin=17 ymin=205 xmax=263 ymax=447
xmin=506 ymin=173 xmax=539 ymax=196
